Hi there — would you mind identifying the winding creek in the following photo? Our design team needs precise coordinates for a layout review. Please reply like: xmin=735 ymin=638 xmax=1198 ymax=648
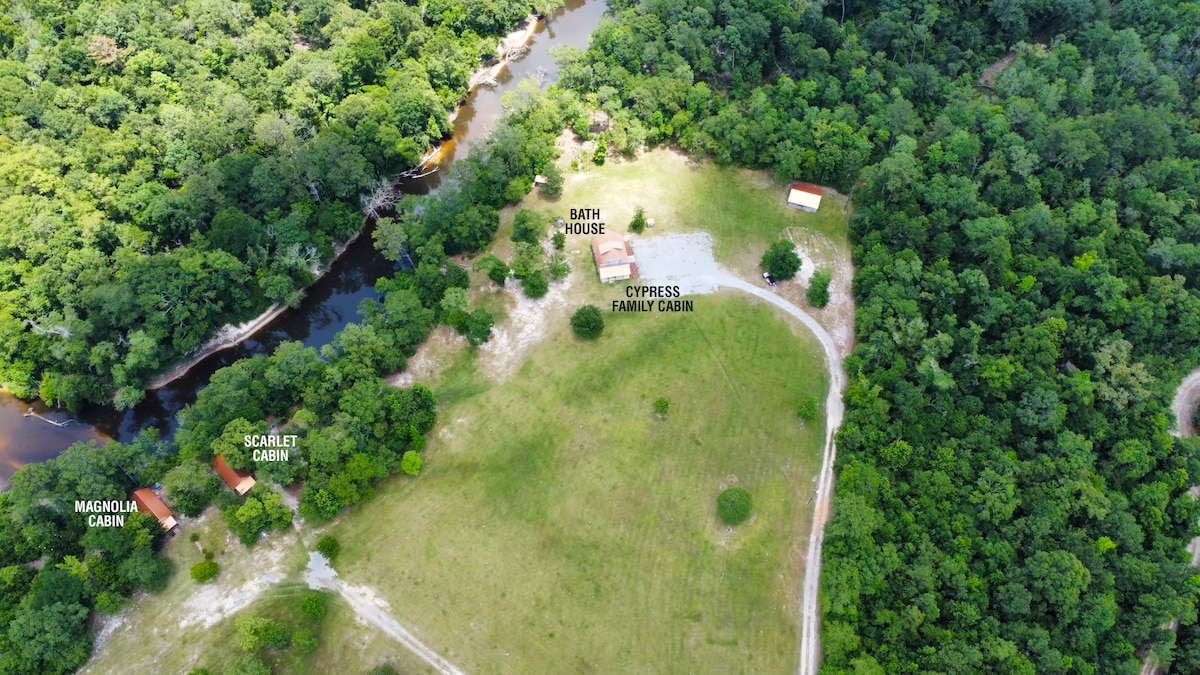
xmin=0 ymin=0 xmax=609 ymax=487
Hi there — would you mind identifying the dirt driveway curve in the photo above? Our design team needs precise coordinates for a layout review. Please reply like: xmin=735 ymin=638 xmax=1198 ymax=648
xmin=305 ymin=552 xmax=466 ymax=675
xmin=635 ymin=233 xmax=846 ymax=675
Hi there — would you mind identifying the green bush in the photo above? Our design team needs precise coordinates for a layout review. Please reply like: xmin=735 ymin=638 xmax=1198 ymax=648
xmin=807 ymin=268 xmax=832 ymax=307
xmin=317 ymin=535 xmax=340 ymax=561
xmin=552 ymin=231 xmax=565 ymax=250
xmin=797 ymin=396 xmax=819 ymax=423
xmin=95 ymin=591 xmax=128 ymax=615
xmin=629 ymin=206 xmax=647 ymax=233
xmin=401 ymin=450 xmax=424 ymax=476
xmin=511 ymin=209 xmax=546 ymax=244
xmin=234 ymin=615 xmax=290 ymax=651
xmin=472 ymin=255 xmax=510 ymax=287
xmin=571 ymin=305 xmax=604 ymax=339
xmin=761 ymin=240 xmax=801 ymax=281
xmin=654 ymin=398 xmax=670 ymax=418
xmin=293 ymin=630 xmax=319 ymax=654
xmin=190 ymin=560 xmax=220 ymax=583
xmin=717 ymin=488 xmax=752 ymax=526
xmin=300 ymin=593 xmax=326 ymax=618
xmin=522 ymin=270 xmax=549 ymax=298
xmin=594 ymin=136 xmax=607 ymax=165
xmin=225 ymin=654 xmax=270 ymax=675
xmin=547 ymin=252 xmax=570 ymax=279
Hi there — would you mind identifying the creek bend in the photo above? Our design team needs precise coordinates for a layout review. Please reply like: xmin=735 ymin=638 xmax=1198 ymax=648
xmin=0 ymin=0 xmax=607 ymax=487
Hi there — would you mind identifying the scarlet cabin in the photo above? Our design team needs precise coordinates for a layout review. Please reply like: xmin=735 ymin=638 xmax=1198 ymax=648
xmin=213 ymin=455 xmax=256 ymax=495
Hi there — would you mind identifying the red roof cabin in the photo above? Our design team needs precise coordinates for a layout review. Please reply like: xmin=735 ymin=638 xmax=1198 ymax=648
xmin=131 ymin=488 xmax=178 ymax=531
xmin=213 ymin=455 xmax=256 ymax=495
xmin=786 ymin=182 xmax=823 ymax=213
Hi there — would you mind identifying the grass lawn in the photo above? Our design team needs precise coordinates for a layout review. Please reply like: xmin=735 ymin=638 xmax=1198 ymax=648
xmin=331 ymin=293 xmax=828 ymax=674
xmin=517 ymin=147 xmax=850 ymax=272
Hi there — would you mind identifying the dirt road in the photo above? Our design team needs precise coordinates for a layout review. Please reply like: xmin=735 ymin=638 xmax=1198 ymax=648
xmin=1141 ymin=370 xmax=1200 ymax=675
xmin=634 ymin=233 xmax=847 ymax=675
xmin=305 ymin=553 xmax=465 ymax=675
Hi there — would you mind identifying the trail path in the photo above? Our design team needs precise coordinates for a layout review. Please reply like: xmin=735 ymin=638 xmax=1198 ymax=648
xmin=1140 ymin=369 xmax=1200 ymax=675
xmin=633 ymin=233 xmax=847 ymax=675
xmin=304 ymin=553 xmax=465 ymax=675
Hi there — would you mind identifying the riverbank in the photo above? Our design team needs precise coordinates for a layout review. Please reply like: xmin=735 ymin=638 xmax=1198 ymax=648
xmin=146 ymin=15 xmax=543 ymax=392
xmin=146 ymin=230 xmax=363 ymax=390
xmin=418 ymin=13 xmax=541 ymax=169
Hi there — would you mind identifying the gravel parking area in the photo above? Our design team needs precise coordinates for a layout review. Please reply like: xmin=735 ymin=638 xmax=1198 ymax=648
xmin=630 ymin=232 xmax=727 ymax=295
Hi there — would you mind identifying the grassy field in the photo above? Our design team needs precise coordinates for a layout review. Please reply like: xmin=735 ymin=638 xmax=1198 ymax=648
xmin=517 ymin=147 xmax=849 ymax=272
xmin=330 ymin=294 xmax=828 ymax=674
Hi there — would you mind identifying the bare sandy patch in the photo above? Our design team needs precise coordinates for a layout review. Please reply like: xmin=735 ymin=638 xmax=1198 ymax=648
xmin=780 ymin=228 xmax=856 ymax=358
xmin=387 ymin=326 xmax=468 ymax=389
xmin=178 ymin=529 xmax=295 ymax=630
xmin=478 ymin=273 xmax=576 ymax=382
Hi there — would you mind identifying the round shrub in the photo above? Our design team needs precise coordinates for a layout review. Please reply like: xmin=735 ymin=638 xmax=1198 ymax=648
xmin=316 ymin=535 xmax=340 ymax=561
xmin=654 ymin=398 xmax=669 ymax=418
xmin=717 ymin=488 xmax=752 ymax=526
xmin=293 ymin=630 xmax=319 ymax=654
xmin=571 ymin=305 xmax=604 ymax=339
xmin=190 ymin=560 xmax=220 ymax=583
xmin=300 ymin=592 xmax=326 ymax=618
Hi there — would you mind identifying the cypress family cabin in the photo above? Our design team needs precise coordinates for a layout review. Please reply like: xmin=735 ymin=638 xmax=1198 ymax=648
xmin=131 ymin=488 xmax=178 ymax=532
xmin=590 ymin=232 xmax=638 ymax=283
xmin=786 ymin=182 xmax=823 ymax=213
xmin=213 ymin=455 xmax=256 ymax=495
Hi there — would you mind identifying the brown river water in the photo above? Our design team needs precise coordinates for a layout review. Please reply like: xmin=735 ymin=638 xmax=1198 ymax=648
xmin=0 ymin=0 xmax=608 ymax=489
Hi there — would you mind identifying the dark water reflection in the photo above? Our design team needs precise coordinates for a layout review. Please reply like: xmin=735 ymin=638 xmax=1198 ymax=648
xmin=0 ymin=0 xmax=608 ymax=482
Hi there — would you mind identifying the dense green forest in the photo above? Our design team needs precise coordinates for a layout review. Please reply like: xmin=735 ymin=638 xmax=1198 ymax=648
xmin=564 ymin=0 xmax=1200 ymax=672
xmin=0 ymin=0 xmax=550 ymax=409
xmin=0 ymin=27 xmax=569 ymax=670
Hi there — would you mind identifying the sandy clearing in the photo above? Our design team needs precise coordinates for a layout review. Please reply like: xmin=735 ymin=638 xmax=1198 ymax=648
xmin=388 ymin=326 xmax=467 ymax=389
xmin=783 ymin=228 xmax=856 ymax=358
xmin=632 ymin=232 xmax=847 ymax=675
xmin=305 ymin=553 xmax=465 ymax=675
xmin=178 ymin=529 xmax=293 ymax=630
xmin=478 ymin=272 xmax=575 ymax=382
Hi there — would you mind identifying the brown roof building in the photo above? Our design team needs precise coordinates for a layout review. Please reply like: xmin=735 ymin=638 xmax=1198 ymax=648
xmin=131 ymin=488 xmax=178 ymax=531
xmin=786 ymin=182 xmax=823 ymax=213
xmin=213 ymin=455 xmax=256 ymax=495
xmin=590 ymin=232 xmax=638 ymax=283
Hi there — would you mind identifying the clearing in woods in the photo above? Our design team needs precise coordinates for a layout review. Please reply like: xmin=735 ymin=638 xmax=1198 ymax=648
xmin=330 ymin=294 xmax=829 ymax=673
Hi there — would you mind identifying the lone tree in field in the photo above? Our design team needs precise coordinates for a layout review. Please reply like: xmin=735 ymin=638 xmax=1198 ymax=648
xmin=654 ymin=397 xmax=670 ymax=418
xmin=316 ymin=535 xmax=340 ymax=561
xmin=190 ymin=561 xmax=219 ymax=583
xmin=717 ymin=487 xmax=752 ymax=526
xmin=808 ymin=268 xmax=832 ymax=307
xmin=300 ymin=593 xmax=326 ymax=618
xmin=629 ymin=206 xmax=647 ymax=233
xmin=761 ymin=240 xmax=801 ymax=281
xmin=571 ymin=305 xmax=604 ymax=339
xmin=797 ymin=396 xmax=819 ymax=423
